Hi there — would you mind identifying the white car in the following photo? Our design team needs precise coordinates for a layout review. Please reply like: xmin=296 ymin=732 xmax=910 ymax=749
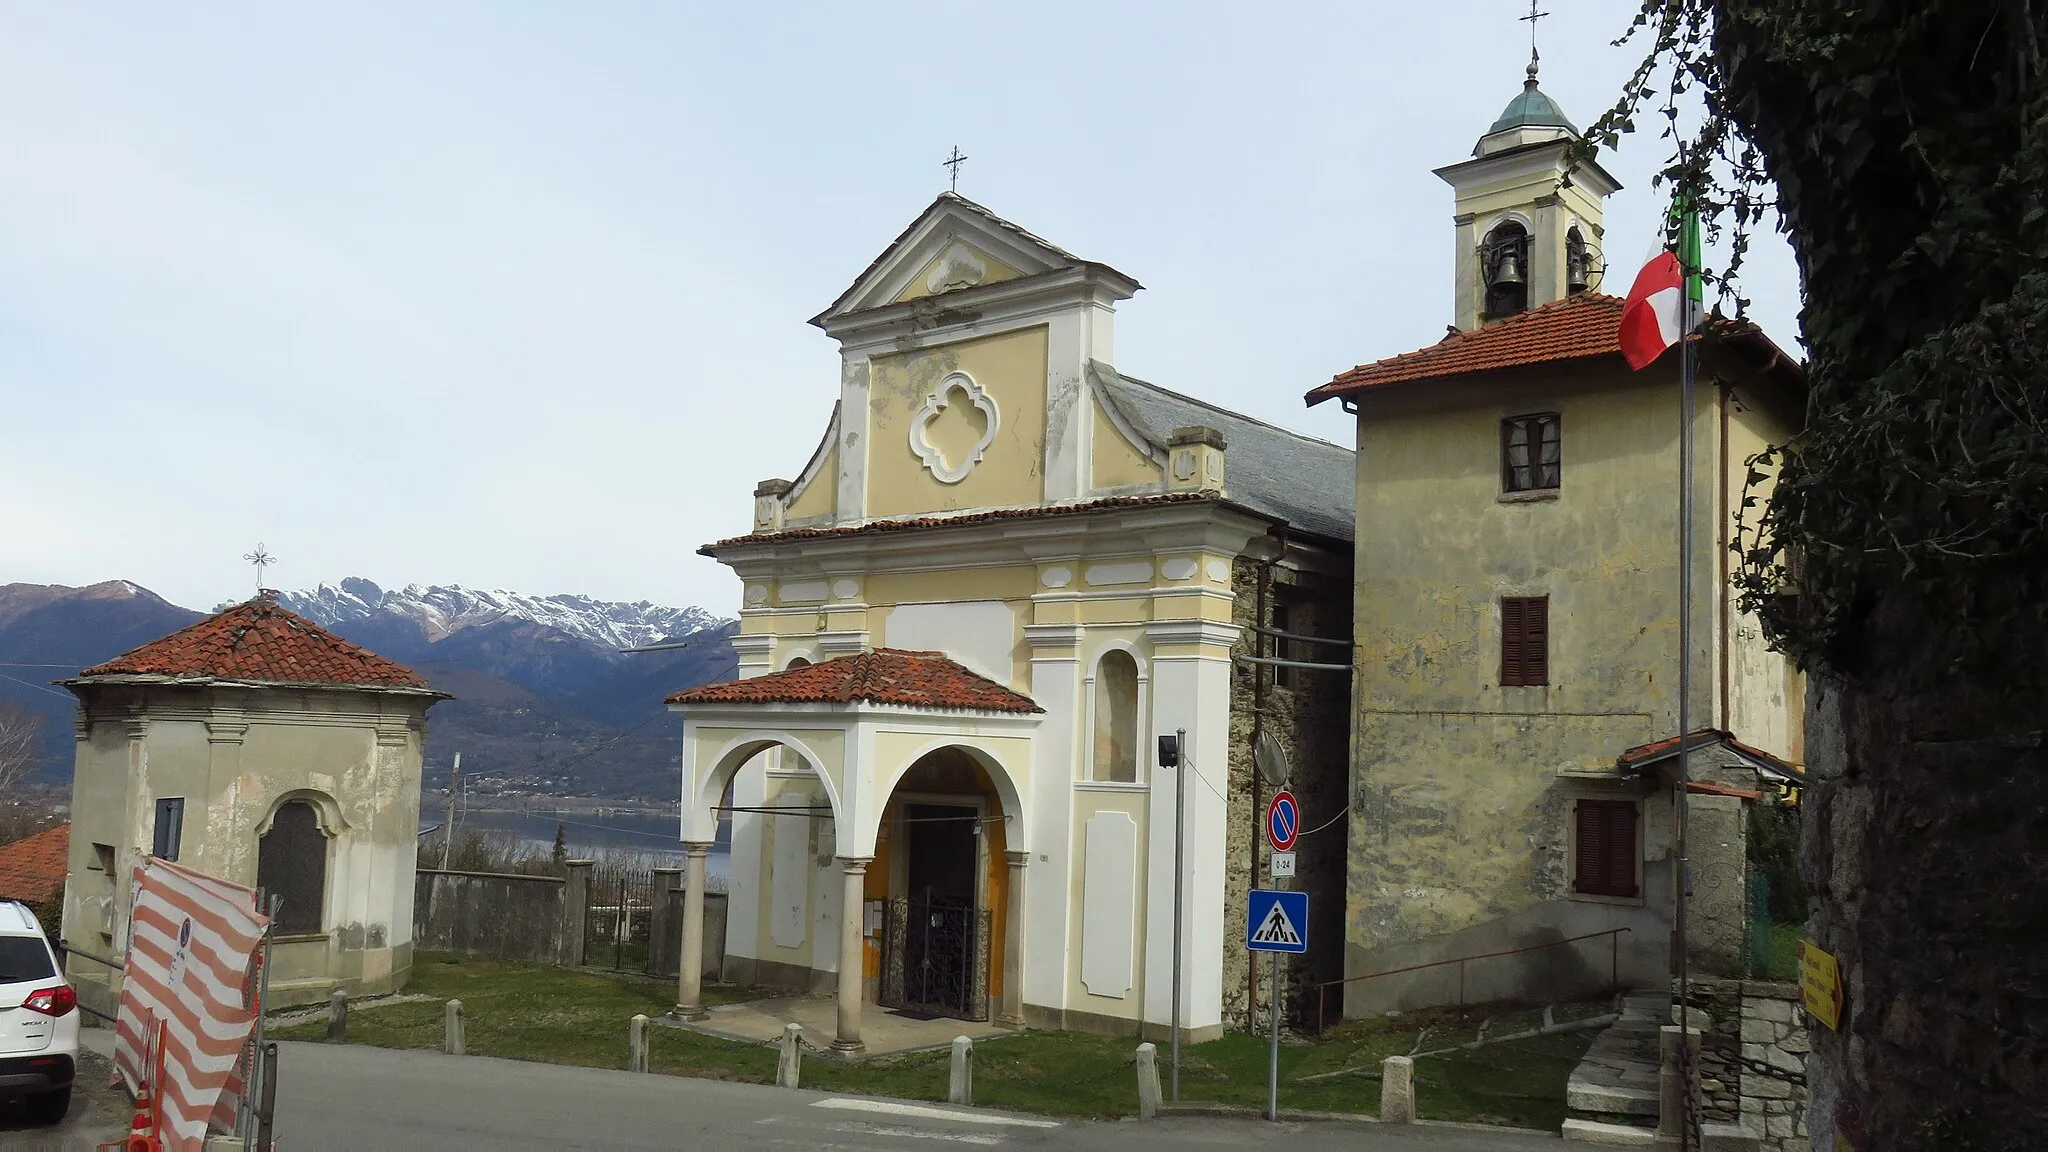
xmin=0 ymin=899 xmax=78 ymax=1126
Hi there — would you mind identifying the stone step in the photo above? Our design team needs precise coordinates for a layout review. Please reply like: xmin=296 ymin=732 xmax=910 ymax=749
xmin=1562 ymin=1117 xmax=1660 ymax=1145
xmin=1566 ymin=1079 xmax=1660 ymax=1116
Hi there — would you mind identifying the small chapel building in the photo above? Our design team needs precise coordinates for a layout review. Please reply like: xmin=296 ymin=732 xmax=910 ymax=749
xmin=59 ymin=594 xmax=444 ymax=1010
xmin=666 ymin=195 xmax=1355 ymax=1049
xmin=1304 ymin=58 xmax=1807 ymax=1014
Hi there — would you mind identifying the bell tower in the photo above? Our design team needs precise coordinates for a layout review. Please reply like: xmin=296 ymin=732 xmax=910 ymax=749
xmin=1434 ymin=52 xmax=1620 ymax=331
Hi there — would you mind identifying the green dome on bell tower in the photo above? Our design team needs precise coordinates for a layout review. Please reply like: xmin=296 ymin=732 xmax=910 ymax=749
xmin=1487 ymin=57 xmax=1577 ymax=135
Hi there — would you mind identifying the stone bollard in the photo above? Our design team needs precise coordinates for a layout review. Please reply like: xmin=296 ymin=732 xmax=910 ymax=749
xmin=775 ymin=1023 xmax=802 ymax=1089
xmin=1659 ymin=1025 xmax=1702 ymax=1140
xmin=326 ymin=989 xmax=348 ymax=1043
xmin=1380 ymin=1055 xmax=1416 ymax=1124
xmin=948 ymin=1035 xmax=974 ymax=1106
xmin=629 ymin=1014 xmax=650 ymax=1073
xmin=1135 ymin=1042 xmax=1162 ymax=1120
xmin=444 ymin=999 xmax=465 ymax=1056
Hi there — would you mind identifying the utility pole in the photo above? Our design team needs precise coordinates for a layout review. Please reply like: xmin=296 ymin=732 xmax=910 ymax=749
xmin=440 ymin=753 xmax=463 ymax=870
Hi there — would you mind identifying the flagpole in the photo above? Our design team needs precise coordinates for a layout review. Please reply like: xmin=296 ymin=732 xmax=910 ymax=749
xmin=1673 ymin=196 xmax=1701 ymax=1152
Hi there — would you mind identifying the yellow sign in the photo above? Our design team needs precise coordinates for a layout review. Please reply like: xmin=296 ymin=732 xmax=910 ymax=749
xmin=1800 ymin=939 xmax=1843 ymax=1030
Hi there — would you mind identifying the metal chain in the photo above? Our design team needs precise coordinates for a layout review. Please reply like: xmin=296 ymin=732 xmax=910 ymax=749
xmin=1735 ymin=1052 xmax=1807 ymax=1086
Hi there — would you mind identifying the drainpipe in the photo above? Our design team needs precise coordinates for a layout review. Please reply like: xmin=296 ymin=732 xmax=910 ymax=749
xmin=1718 ymin=379 xmax=1732 ymax=733
xmin=1248 ymin=554 xmax=1271 ymax=1030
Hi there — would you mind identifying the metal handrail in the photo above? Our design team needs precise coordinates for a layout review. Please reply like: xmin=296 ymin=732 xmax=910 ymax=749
xmin=1312 ymin=926 xmax=1633 ymax=1038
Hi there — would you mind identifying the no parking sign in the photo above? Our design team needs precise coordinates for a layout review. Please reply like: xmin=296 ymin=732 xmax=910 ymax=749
xmin=1266 ymin=790 xmax=1299 ymax=852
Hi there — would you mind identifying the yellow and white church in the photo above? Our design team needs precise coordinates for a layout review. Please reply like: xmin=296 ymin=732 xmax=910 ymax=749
xmin=663 ymin=193 xmax=1357 ymax=1050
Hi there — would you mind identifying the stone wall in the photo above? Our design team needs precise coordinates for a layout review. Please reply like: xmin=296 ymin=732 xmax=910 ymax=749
xmin=1736 ymin=981 xmax=1809 ymax=1150
xmin=413 ymin=867 xmax=577 ymax=966
xmin=1688 ymin=977 xmax=1809 ymax=1150
xmin=1222 ymin=549 xmax=1352 ymax=1030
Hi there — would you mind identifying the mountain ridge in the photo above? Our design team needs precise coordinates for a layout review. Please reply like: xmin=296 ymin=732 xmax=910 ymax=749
xmin=1 ymin=578 xmax=736 ymax=804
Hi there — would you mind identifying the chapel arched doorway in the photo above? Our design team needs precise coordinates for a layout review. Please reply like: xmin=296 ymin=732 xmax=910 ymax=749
xmin=872 ymin=746 xmax=1015 ymax=1022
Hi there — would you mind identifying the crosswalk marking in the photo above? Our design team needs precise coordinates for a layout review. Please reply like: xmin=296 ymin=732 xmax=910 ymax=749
xmin=810 ymin=1097 xmax=1062 ymax=1129
xmin=1250 ymin=901 xmax=1302 ymax=947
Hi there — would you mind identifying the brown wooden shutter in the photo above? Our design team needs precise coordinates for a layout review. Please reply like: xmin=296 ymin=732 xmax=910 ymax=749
xmin=1527 ymin=596 xmax=1549 ymax=685
xmin=1501 ymin=597 xmax=1524 ymax=685
xmin=1575 ymin=802 xmax=1606 ymax=894
xmin=1607 ymin=801 xmax=1639 ymax=897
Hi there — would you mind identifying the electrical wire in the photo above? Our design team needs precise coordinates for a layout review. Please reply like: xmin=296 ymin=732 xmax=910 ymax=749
xmin=1296 ymin=804 xmax=1351 ymax=839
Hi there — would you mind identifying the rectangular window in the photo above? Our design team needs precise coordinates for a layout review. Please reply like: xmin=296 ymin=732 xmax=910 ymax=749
xmin=151 ymin=798 xmax=184 ymax=861
xmin=1501 ymin=413 xmax=1562 ymax=492
xmin=1575 ymin=800 xmax=1640 ymax=897
xmin=1500 ymin=596 xmax=1550 ymax=686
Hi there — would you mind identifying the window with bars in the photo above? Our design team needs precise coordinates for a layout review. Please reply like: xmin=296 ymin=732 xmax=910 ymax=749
xmin=1574 ymin=799 xmax=1640 ymax=898
xmin=1500 ymin=595 xmax=1550 ymax=686
xmin=1501 ymin=413 xmax=1562 ymax=492
xmin=257 ymin=801 xmax=329 ymax=936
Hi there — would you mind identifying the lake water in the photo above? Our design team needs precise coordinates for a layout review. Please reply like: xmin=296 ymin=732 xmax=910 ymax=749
xmin=429 ymin=807 xmax=732 ymax=880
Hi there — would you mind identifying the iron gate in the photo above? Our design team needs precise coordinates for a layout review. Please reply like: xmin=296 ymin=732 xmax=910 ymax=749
xmin=879 ymin=896 xmax=991 ymax=1021
xmin=586 ymin=866 xmax=658 ymax=974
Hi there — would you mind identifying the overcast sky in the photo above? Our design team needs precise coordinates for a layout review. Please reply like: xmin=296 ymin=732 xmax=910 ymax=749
xmin=1 ymin=2 xmax=1801 ymax=616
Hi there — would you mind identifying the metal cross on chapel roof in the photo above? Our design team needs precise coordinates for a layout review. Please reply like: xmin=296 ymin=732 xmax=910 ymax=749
xmin=1521 ymin=0 xmax=1549 ymax=74
xmin=943 ymin=145 xmax=968 ymax=193
xmin=243 ymin=542 xmax=275 ymax=592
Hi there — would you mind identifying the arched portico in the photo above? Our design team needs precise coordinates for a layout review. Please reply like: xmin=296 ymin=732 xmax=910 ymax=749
xmin=667 ymin=649 xmax=1042 ymax=1052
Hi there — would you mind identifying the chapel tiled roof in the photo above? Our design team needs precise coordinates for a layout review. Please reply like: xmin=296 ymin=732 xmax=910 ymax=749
xmin=706 ymin=492 xmax=1223 ymax=550
xmin=1616 ymin=728 xmax=1801 ymax=782
xmin=76 ymin=598 xmax=437 ymax=692
xmin=0 ymin=824 xmax=69 ymax=906
xmin=667 ymin=648 xmax=1041 ymax=714
xmin=1307 ymin=294 xmax=1629 ymax=403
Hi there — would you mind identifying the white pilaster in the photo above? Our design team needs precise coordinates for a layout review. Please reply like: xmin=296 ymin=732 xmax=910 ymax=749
xmin=1023 ymin=623 xmax=1082 ymax=1013
xmin=1141 ymin=619 xmax=1238 ymax=1036
xmin=836 ymin=357 xmax=871 ymax=522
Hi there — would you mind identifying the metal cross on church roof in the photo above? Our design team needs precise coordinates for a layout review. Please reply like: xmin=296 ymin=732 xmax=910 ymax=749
xmin=243 ymin=542 xmax=276 ymax=591
xmin=1521 ymin=0 xmax=1549 ymax=70
xmin=943 ymin=145 xmax=968 ymax=193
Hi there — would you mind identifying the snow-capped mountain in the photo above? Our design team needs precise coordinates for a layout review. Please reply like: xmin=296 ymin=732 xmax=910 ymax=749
xmin=263 ymin=577 xmax=728 ymax=653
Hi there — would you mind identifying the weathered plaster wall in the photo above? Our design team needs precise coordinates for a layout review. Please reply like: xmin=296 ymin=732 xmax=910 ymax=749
xmin=865 ymin=326 xmax=1049 ymax=519
xmin=1343 ymin=363 xmax=1712 ymax=1011
xmin=60 ymin=683 xmax=433 ymax=1008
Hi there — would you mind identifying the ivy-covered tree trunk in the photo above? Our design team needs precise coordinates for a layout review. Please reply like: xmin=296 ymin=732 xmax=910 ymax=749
xmin=1803 ymin=607 xmax=2048 ymax=1150
xmin=1590 ymin=3 xmax=2048 ymax=1147
xmin=1706 ymin=5 xmax=2048 ymax=1148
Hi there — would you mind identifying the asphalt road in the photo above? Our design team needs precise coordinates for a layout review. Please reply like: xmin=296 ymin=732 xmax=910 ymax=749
xmin=29 ymin=1032 xmax=1565 ymax=1150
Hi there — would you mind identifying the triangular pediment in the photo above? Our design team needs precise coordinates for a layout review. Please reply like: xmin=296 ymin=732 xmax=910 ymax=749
xmin=811 ymin=193 xmax=1116 ymax=326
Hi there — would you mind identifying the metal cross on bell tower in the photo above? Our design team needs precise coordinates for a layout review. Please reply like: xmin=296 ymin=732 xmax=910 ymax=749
xmin=942 ymin=146 xmax=968 ymax=193
xmin=243 ymin=542 xmax=276 ymax=592
xmin=1520 ymin=0 xmax=1549 ymax=77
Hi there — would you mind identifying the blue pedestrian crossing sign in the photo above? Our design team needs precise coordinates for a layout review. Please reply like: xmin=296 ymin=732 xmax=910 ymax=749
xmin=1245 ymin=889 xmax=1308 ymax=954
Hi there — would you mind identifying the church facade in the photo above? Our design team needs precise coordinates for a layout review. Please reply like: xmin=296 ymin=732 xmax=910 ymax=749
xmin=1306 ymin=63 xmax=1806 ymax=1013
xmin=666 ymin=196 xmax=1354 ymax=1049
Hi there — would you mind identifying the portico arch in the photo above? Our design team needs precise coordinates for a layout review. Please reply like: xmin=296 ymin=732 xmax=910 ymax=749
xmin=684 ymin=730 xmax=845 ymax=845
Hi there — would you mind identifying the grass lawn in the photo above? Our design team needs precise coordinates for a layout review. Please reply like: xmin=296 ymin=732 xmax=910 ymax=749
xmin=272 ymin=953 xmax=1592 ymax=1130
xmin=1754 ymin=922 xmax=1803 ymax=982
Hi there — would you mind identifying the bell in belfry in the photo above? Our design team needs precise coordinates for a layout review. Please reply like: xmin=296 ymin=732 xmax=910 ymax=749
xmin=1492 ymin=247 xmax=1524 ymax=287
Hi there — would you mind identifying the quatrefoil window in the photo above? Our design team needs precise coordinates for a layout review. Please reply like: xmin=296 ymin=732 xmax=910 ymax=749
xmin=909 ymin=371 xmax=999 ymax=484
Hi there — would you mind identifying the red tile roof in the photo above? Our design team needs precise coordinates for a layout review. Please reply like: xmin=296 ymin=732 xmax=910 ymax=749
xmin=667 ymin=649 xmax=1041 ymax=714
xmin=0 ymin=824 xmax=69 ymax=906
xmin=1306 ymin=294 xmax=1801 ymax=405
xmin=705 ymin=492 xmax=1222 ymax=551
xmin=78 ymin=598 xmax=436 ymax=692
xmin=1617 ymin=728 xmax=1801 ymax=779
xmin=1308 ymin=295 xmax=1630 ymax=403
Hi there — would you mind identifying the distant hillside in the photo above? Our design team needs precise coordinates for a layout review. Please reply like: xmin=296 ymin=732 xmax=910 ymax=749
xmin=0 ymin=579 xmax=736 ymax=804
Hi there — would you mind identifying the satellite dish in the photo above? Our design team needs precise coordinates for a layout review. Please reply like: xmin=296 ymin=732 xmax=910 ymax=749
xmin=1253 ymin=731 xmax=1291 ymax=788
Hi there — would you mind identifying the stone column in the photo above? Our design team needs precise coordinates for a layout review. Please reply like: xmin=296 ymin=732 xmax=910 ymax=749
xmin=674 ymin=843 xmax=713 ymax=1021
xmin=832 ymin=857 xmax=870 ymax=1053
xmin=999 ymin=851 xmax=1028 ymax=1026
xmin=561 ymin=860 xmax=594 ymax=968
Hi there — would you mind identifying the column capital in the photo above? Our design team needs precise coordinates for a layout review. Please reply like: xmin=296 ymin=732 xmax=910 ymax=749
xmin=1005 ymin=850 xmax=1030 ymax=868
xmin=836 ymin=855 xmax=873 ymax=874
xmin=682 ymin=841 xmax=715 ymax=858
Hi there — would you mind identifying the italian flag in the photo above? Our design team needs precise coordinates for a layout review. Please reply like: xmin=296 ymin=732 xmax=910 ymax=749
xmin=1619 ymin=200 xmax=1704 ymax=370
